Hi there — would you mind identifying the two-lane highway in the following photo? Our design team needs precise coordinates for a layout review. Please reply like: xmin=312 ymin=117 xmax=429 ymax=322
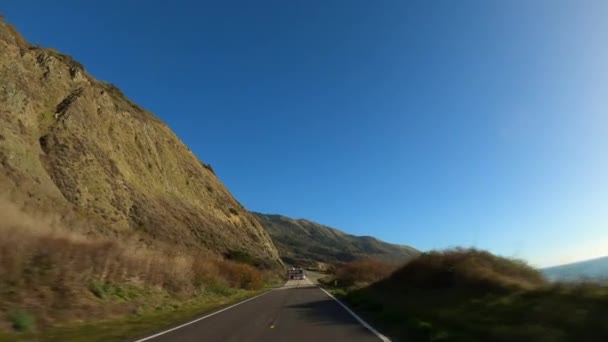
xmin=135 ymin=279 xmax=389 ymax=342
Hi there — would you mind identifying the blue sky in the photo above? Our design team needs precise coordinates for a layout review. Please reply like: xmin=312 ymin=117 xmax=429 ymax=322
xmin=3 ymin=1 xmax=607 ymax=267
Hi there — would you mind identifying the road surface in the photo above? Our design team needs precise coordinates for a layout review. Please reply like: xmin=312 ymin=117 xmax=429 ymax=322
xmin=135 ymin=279 xmax=388 ymax=342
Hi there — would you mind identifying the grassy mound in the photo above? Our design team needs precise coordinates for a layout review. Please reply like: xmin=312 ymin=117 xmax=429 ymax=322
xmin=387 ymin=248 xmax=546 ymax=292
xmin=330 ymin=249 xmax=608 ymax=342
xmin=326 ymin=259 xmax=400 ymax=287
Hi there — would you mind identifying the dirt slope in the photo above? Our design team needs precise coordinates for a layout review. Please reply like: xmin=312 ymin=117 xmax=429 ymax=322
xmin=0 ymin=19 xmax=280 ymax=265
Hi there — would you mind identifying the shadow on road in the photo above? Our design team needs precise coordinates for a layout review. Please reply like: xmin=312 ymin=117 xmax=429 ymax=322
xmin=285 ymin=287 xmax=371 ymax=335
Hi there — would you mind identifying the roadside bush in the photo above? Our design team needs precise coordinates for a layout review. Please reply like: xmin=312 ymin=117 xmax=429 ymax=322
xmin=0 ymin=199 xmax=266 ymax=329
xmin=225 ymin=250 xmax=257 ymax=266
xmin=218 ymin=261 xmax=264 ymax=290
xmin=343 ymin=249 xmax=608 ymax=341
xmin=7 ymin=310 xmax=34 ymax=332
xmin=388 ymin=248 xmax=546 ymax=292
xmin=333 ymin=259 xmax=397 ymax=287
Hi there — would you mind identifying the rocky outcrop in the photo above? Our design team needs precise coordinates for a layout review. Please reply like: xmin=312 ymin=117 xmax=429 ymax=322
xmin=0 ymin=19 xmax=280 ymax=266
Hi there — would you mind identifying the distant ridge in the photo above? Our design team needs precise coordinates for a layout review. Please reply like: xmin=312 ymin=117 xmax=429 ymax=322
xmin=542 ymin=256 xmax=608 ymax=281
xmin=254 ymin=212 xmax=419 ymax=268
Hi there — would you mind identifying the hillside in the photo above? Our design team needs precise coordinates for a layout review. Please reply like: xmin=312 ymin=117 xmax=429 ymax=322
xmin=0 ymin=18 xmax=279 ymax=266
xmin=543 ymin=256 xmax=608 ymax=282
xmin=328 ymin=249 xmax=608 ymax=341
xmin=0 ymin=19 xmax=285 ymax=338
xmin=253 ymin=212 xmax=419 ymax=268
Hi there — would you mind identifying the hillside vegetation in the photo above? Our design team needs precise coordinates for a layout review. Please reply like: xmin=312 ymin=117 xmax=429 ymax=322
xmin=327 ymin=249 xmax=608 ymax=342
xmin=0 ymin=19 xmax=283 ymax=339
xmin=0 ymin=18 xmax=280 ymax=266
xmin=0 ymin=199 xmax=278 ymax=341
xmin=254 ymin=213 xmax=419 ymax=268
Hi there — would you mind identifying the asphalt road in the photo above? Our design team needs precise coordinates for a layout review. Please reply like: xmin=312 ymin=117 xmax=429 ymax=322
xmin=135 ymin=279 xmax=388 ymax=342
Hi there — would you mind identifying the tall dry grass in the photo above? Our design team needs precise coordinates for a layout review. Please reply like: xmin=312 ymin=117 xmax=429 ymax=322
xmin=388 ymin=248 xmax=547 ymax=292
xmin=0 ymin=198 xmax=263 ymax=327
xmin=340 ymin=249 xmax=608 ymax=341
xmin=332 ymin=258 xmax=399 ymax=287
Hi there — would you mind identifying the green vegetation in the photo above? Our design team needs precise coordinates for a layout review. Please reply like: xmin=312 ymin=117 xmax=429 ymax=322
xmin=7 ymin=310 xmax=34 ymax=333
xmin=226 ymin=250 xmax=257 ymax=266
xmin=0 ymin=20 xmax=285 ymax=340
xmin=0 ymin=289 xmax=263 ymax=342
xmin=254 ymin=212 xmax=419 ymax=268
xmin=88 ymin=282 xmax=148 ymax=301
xmin=0 ymin=200 xmax=277 ymax=339
xmin=325 ymin=249 xmax=608 ymax=342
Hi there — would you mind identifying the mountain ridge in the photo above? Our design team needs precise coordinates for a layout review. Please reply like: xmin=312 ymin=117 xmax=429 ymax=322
xmin=542 ymin=256 xmax=608 ymax=281
xmin=253 ymin=212 xmax=419 ymax=268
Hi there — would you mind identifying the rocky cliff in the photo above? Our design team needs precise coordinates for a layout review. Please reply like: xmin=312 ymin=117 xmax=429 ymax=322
xmin=0 ymin=19 xmax=280 ymax=265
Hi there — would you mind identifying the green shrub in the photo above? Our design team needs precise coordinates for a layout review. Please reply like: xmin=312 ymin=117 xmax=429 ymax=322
xmin=89 ymin=282 xmax=144 ymax=300
xmin=226 ymin=250 xmax=256 ymax=266
xmin=8 ymin=310 xmax=34 ymax=332
xmin=206 ymin=282 xmax=236 ymax=296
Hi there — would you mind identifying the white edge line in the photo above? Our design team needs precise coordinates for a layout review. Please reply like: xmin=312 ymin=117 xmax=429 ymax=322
xmin=133 ymin=290 xmax=274 ymax=342
xmin=317 ymin=286 xmax=391 ymax=342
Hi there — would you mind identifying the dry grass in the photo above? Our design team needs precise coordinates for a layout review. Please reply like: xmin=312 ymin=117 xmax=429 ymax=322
xmin=0 ymin=17 xmax=28 ymax=51
xmin=0 ymin=199 xmax=265 ymax=332
xmin=0 ymin=17 xmax=282 ymax=269
xmin=389 ymin=248 xmax=547 ymax=292
xmin=330 ymin=249 xmax=608 ymax=341
xmin=331 ymin=259 xmax=399 ymax=287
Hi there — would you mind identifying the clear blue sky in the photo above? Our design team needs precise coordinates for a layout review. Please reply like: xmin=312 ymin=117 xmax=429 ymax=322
xmin=4 ymin=1 xmax=607 ymax=267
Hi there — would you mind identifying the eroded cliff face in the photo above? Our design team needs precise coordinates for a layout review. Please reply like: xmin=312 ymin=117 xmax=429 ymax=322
xmin=0 ymin=20 xmax=280 ymax=265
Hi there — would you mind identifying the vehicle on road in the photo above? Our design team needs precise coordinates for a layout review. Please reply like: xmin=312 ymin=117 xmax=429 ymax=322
xmin=287 ymin=267 xmax=305 ymax=280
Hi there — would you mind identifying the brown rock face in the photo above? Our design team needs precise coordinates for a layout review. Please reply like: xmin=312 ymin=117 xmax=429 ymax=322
xmin=0 ymin=19 xmax=280 ymax=265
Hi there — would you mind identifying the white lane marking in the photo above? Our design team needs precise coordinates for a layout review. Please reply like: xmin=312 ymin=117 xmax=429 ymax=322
xmin=317 ymin=286 xmax=391 ymax=342
xmin=133 ymin=290 xmax=274 ymax=342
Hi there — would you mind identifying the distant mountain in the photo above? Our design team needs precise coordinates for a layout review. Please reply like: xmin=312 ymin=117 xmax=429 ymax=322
xmin=542 ymin=256 xmax=608 ymax=282
xmin=254 ymin=213 xmax=419 ymax=268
